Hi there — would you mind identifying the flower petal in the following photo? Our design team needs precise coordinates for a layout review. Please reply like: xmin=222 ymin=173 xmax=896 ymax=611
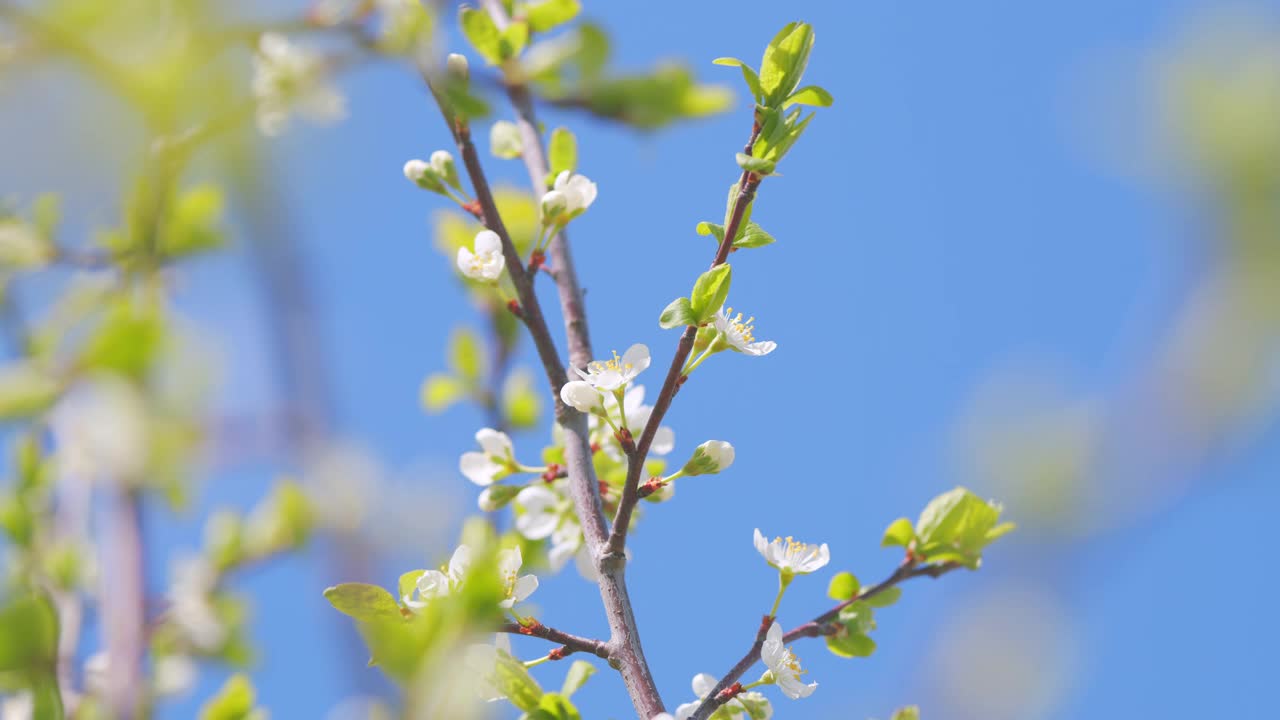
xmin=474 ymin=229 xmax=502 ymax=255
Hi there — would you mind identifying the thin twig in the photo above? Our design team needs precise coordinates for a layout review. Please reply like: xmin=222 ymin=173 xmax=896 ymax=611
xmin=606 ymin=129 xmax=763 ymax=556
xmin=689 ymin=560 xmax=963 ymax=720
xmin=498 ymin=621 xmax=613 ymax=663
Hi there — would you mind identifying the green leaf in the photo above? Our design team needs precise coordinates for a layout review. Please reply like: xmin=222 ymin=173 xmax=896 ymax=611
xmin=244 ymin=480 xmax=313 ymax=555
xmin=784 ymin=85 xmax=834 ymax=108
xmin=0 ymin=593 xmax=58 ymax=671
xmin=735 ymin=692 xmax=773 ymax=720
xmin=80 ymin=300 xmax=165 ymax=379
xmin=734 ymin=221 xmax=775 ymax=249
xmin=560 ymin=659 xmax=595 ymax=697
xmin=421 ymin=373 xmax=465 ymax=412
xmin=161 ymin=184 xmax=225 ymax=258
xmin=448 ymin=328 xmax=484 ymax=382
xmin=712 ymin=56 xmax=763 ymax=102
xmin=459 ymin=7 xmax=503 ymax=64
xmin=863 ymin=586 xmax=902 ymax=608
xmin=499 ymin=20 xmax=530 ymax=60
xmin=914 ymin=487 xmax=1014 ymax=568
xmin=688 ymin=264 xmax=732 ymax=324
xmin=890 ymin=706 xmax=921 ymax=720
xmin=0 ymin=363 xmax=60 ymax=420
xmin=548 ymin=127 xmax=578 ymax=177
xmin=398 ymin=570 xmax=426 ymax=603
xmin=826 ymin=630 xmax=876 ymax=658
xmin=493 ymin=649 xmax=544 ymax=711
xmin=323 ymin=583 xmax=404 ymax=623
xmin=502 ymin=368 xmax=542 ymax=429
xmin=658 ymin=297 xmax=695 ymax=329
xmin=827 ymin=571 xmax=860 ymax=601
xmin=525 ymin=0 xmax=581 ymax=33
xmin=528 ymin=692 xmax=581 ymax=720
xmin=198 ymin=674 xmax=258 ymax=720
xmin=735 ymin=152 xmax=775 ymax=175
xmin=759 ymin=22 xmax=815 ymax=107
xmin=881 ymin=517 xmax=915 ymax=548
xmin=695 ymin=221 xmax=726 ymax=243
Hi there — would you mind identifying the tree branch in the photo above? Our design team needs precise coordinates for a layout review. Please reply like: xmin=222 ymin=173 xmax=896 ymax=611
xmin=606 ymin=129 xmax=763 ymax=556
xmin=425 ymin=55 xmax=664 ymax=714
xmin=498 ymin=621 xmax=613 ymax=663
xmin=689 ymin=560 xmax=963 ymax=720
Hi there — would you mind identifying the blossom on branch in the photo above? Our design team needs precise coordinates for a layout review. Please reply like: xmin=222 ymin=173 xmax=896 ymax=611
xmin=252 ymin=32 xmax=345 ymax=136
xmin=714 ymin=307 xmax=776 ymax=356
xmin=497 ymin=546 xmax=539 ymax=608
xmin=573 ymin=344 xmax=650 ymax=392
xmin=403 ymin=544 xmax=471 ymax=609
xmin=459 ymin=428 xmax=515 ymax=486
xmin=456 ymin=230 xmax=506 ymax=282
xmin=761 ymin=621 xmax=817 ymax=699
xmin=753 ymin=529 xmax=830 ymax=576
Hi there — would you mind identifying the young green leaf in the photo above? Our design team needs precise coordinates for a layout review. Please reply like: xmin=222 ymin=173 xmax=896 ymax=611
xmin=826 ymin=630 xmax=876 ymax=659
xmin=322 ymin=583 xmax=404 ymax=623
xmin=524 ymin=0 xmax=581 ymax=33
xmin=712 ymin=56 xmax=763 ymax=102
xmin=529 ymin=692 xmax=581 ymax=720
xmin=695 ymin=221 xmax=726 ymax=243
xmin=784 ymin=85 xmax=834 ymax=108
xmin=890 ymin=706 xmax=921 ymax=720
xmin=863 ymin=586 xmax=902 ymax=608
xmin=459 ymin=7 xmax=503 ymax=64
xmin=0 ymin=363 xmax=60 ymax=420
xmin=689 ymin=264 xmax=732 ymax=324
xmin=759 ymin=22 xmax=815 ymax=107
xmin=658 ymin=297 xmax=695 ymax=329
xmin=734 ymin=221 xmax=775 ymax=249
xmin=499 ymin=20 xmax=530 ymax=60
xmin=198 ymin=674 xmax=258 ymax=720
xmin=421 ymin=373 xmax=465 ymax=411
xmin=827 ymin=571 xmax=860 ymax=601
xmin=493 ymin=649 xmax=545 ymax=711
xmin=560 ymin=659 xmax=596 ymax=697
xmin=881 ymin=517 xmax=915 ymax=548
xmin=448 ymin=327 xmax=484 ymax=382
xmin=914 ymin=487 xmax=1015 ymax=568
xmin=548 ymin=127 xmax=578 ymax=177
xmin=735 ymin=152 xmax=775 ymax=175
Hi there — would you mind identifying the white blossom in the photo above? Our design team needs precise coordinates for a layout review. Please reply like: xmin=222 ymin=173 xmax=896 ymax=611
xmin=761 ymin=621 xmax=817 ymax=699
xmin=51 ymin=376 xmax=150 ymax=484
xmin=560 ymin=379 xmax=604 ymax=413
xmin=456 ymin=230 xmax=506 ymax=282
xmin=167 ymin=555 xmax=226 ymax=651
xmin=513 ymin=485 xmax=560 ymax=540
xmin=714 ymin=307 xmax=776 ymax=356
xmin=429 ymin=150 xmax=456 ymax=184
xmin=497 ymin=546 xmax=538 ymax=608
xmin=404 ymin=544 xmax=471 ymax=609
xmin=459 ymin=428 xmax=515 ymax=486
xmin=252 ymin=32 xmax=345 ymax=136
xmin=549 ymin=170 xmax=598 ymax=216
xmin=446 ymin=53 xmax=470 ymax=81
xmin=672 ymin=673 xmax=773 ymax=720
xmin=574 ymin=344 xmax=650 ymax=392
xmin=1 ymin=691 xmax=32 ymax=720
xmin=403 ymin=159 xmax=430 ymax=182
xmin=153 ymin=654 xmax=197 ymax=697
xmin=490 ymin=121 xmax=524 ymax=159
xmin=753 ymin=529 xmax=829 ymax=576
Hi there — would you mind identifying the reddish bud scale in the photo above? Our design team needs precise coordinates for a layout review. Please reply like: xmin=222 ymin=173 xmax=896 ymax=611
xmin=717 ymin=682 xmax=743 ymax=701
xmin=462 ymin=199 xmax=483 ymax=218
xmin=528 ymin=249 xmax=546 ymax=272
xmin=637 ymin=477 xmax=663 ymax=499
xmin=541 ymin=463 xmax=561 ymax=483
xmin=598 ymin=480 xmax=610 ymax=497
xmin=548 ymin=647 xmax=567 ymax=661
xmin=590 ymin=442 xmax=601 ymax=454
xmin=506 ymin=299 xmax=524 ymax=318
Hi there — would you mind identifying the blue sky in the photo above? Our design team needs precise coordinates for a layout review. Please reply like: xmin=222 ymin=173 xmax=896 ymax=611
xmin=4 ymin=0 xmax=1280 ymax=718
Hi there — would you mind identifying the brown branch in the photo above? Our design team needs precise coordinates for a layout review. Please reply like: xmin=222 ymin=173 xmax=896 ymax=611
xmin=498 ymin=621 xmax=613 ymax=664
xmin=689 ymin=560 xmax=963 ymax=720
xmin=606 ymin=130 xmax=763 ymax=557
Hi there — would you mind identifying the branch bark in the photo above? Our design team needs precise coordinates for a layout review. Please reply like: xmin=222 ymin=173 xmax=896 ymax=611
xmin=689 ymin=561 xmax=963 ymax=720
xmin=498 ymin=622 xmax=613 ymax=663
xmin=426 ymin=47 xmax=664 ymax=713
xmin=606 ymin=129 xmax=762 ymax=556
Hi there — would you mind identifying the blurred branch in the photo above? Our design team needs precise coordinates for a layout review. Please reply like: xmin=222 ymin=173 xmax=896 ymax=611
xmin=689 ymin=560 xmax=963 ymax=720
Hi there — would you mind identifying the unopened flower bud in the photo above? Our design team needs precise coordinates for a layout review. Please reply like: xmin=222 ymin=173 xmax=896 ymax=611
xmin=447 ymin=53 xmax=470 ymax=83
xmin=559 ymin=380 xmax=603 ymax=413
xmin=430 ymin=150 xmax=459 ymax=189
xmin=681 ymin=440 xmax=735 ymax=476
xmin=540 ymin=190 xmax=568 ymax=222
xmin=403 ymin=159 xmax=428 ymax=181
xmin=478 ymin=484 xmax=523 ymax=512
xmin=404 ymin=158 xmax=445 ymax=193
xmin=490 ymin=121 xmax=524 ymax=159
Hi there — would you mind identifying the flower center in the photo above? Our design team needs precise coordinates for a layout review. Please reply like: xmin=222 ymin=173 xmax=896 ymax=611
xmin=501 ymin=569 xmax=517 ymax=597
xmin=590 ymin=349 xmax=633 ymax=375
xmin=783 ymin=648 xmax=806 ymax=677
xmin=725 ymin=307 xmax=756 ymax=344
